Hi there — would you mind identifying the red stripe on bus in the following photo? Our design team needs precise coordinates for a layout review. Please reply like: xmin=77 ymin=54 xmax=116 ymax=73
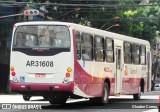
xmin=74 ymin=60 xmax=113 ymax=97
xmin=74 ymin=60 xmax=147 ymax=96
xmin=10 ymin=81 xmax=74 ymax=92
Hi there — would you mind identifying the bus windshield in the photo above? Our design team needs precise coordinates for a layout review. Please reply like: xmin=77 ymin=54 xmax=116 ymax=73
xmin=13 ymin=25 xmax=70 ymax=48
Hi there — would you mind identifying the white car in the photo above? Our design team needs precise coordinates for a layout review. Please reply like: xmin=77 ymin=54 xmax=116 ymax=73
xmin=154 ymin=84 xmax=160 ymax=91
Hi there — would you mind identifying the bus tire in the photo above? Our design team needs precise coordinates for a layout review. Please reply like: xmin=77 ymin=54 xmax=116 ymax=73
xmin=102 ymin=82 xmax=109 ymax=104
xmin=48 ymin=95 xmax=68 ymax=104
xmin=133 ymin=86 xmax=141 ymax=100
xmin=23 ymin=95 xmax=31 ymax=101
xmin=43 ymin=96 xmax=48 ymax=100
xmin=89 ymin=82 xmax=109 ymax=105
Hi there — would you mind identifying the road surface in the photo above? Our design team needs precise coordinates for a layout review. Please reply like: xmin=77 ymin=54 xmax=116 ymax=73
xmin=0 ymin=91 xmax=159 ymax=112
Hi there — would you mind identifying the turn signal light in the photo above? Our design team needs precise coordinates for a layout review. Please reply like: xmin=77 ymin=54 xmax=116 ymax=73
xmin=67 ymin=67 xmax=72 ymax=72
xmin=10 ymin=66 xmax=15 ymax=71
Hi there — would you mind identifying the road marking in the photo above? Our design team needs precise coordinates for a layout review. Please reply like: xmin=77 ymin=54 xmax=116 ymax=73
xmin=67 ymin=98 xmax=89 ymax=103
xmin=143 ymin=109 xmax=158 ymax=112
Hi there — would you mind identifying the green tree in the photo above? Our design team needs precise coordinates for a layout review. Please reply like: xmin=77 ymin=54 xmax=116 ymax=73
xmin=112 ymin=1 xmax=160 ymax=42
xmin=33 ymin=0 xmax=160 ymax=43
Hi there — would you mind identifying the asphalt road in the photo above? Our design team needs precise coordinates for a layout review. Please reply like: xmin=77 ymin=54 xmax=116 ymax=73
xmin=0 ymin=91 xmax=159 ymax=112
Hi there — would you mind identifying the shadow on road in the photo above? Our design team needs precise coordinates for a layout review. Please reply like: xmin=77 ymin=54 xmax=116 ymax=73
xmin=41 ymin=98 xmax=154 ymax=109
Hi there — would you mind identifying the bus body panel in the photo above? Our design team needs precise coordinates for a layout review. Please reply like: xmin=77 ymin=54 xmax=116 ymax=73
xmin=10 ymin=52 xmax=73 ymax=83
xmin=71 ymin=23 xmax=151 ymax=97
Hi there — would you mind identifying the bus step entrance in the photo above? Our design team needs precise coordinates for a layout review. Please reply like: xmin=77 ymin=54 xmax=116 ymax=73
xmin=115 ymin=93 xmax=120 ymax=96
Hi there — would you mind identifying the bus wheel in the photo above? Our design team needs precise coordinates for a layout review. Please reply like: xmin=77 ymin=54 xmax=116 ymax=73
xmin=43 ymin=96 xmax=48 ymax=100
xmin=48 ymin=96 xmax=68 ymax=104
xmin=102 ymin=82 xmax=109 ymax=104
xmin=133 ymin=86 xmax=141 ymax=100
xmin=23 ymin=95 xmax=31 ymax=101
xmin=90 ymin=82 xmax=109 ymax=105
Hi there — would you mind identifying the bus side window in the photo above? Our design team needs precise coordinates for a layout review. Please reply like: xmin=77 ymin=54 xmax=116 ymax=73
xmin=140 ymin=45 xmax=146 ymax=65
xmin=132 ymin=44 xmax=140 ymax=64
xmin=95 ymin=36 xmax=104 ymax=61
xmin=124 ymin=42 xmax=132 ymax=64
xmin=76 ymin=31 xmax=81 ymax=59
xmin=81 ymin=33 xmax=93 ymax=61
xmin=105 ymin=38 xmax=114 ymax=62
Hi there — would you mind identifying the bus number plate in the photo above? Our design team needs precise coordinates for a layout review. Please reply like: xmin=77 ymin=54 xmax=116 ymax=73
xmin=26 ymin=61 xmax=54 ymax=67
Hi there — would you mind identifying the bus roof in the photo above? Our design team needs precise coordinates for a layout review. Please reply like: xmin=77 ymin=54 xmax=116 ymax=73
xmin=15 ymin=21 xmax=150 ymax=46
xmin=14 ymin=21 xmax=71 ymax=27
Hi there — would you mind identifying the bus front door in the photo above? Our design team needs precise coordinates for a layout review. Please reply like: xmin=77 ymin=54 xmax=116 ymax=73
xmin=115 ymin=47 xmax=122 ymax=96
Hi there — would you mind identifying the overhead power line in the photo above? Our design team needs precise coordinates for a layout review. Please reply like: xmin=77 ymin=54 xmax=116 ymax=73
xmin=0 ymin=1 xmax=159 ymax=8
xmin=0 ymin=17 xmax=158 ymax=22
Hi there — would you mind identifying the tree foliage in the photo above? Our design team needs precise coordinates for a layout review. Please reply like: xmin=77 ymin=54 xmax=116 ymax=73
xmin=41 ymin=0 xmax=160 ymax=43
xmin=116 ymin=2 xmax=159 ymax=42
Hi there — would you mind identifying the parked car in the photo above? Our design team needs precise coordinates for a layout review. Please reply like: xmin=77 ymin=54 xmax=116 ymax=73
xmin=154 ymin=83 xmax=160 ymax=91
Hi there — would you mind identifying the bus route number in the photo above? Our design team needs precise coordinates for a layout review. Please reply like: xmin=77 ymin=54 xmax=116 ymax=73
xmin=26 ymin=61 xmax=54 ymax=67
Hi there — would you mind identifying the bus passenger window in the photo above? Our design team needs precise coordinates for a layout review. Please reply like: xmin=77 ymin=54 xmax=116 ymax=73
xmin=132 ymin=44 xmax=140 ymax=64
xmin=82 ymin=49 xmax=92 ymax=60
xmin=76 ymin=31 xmax=81 ymax=59
xmin=124 ymin=42 xmax=131 ymax=64
xmin=81 ymin=33 xmax=93 ymax=60
xmin=140 ymin=45 xmax=146 ymax=65
xmin=95 ymin=36 xmax=104 ymax=61
xmin=105 ymin=38 xmax=114 ymax=62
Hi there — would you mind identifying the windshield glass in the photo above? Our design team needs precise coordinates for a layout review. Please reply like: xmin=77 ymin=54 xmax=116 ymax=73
xmin=13 ymin=25 xmax=70 ymax=48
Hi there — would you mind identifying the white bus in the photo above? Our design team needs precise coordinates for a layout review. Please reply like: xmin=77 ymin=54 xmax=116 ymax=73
xmin=10 ymin=21 xmax=152 ymax=104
